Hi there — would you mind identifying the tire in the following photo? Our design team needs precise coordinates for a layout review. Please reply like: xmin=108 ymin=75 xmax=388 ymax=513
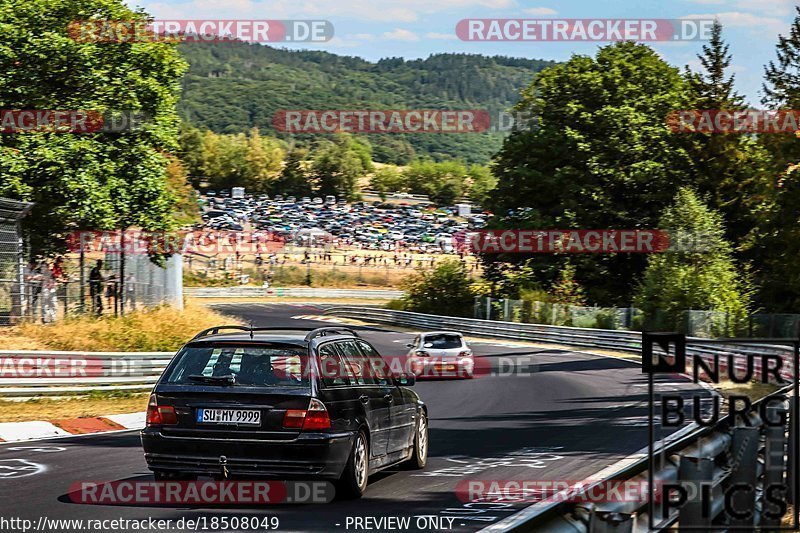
xmin=407 ymin=410 xmax=428 ymax=469
xmin=336 ymin=431 xmax=369 ymax=499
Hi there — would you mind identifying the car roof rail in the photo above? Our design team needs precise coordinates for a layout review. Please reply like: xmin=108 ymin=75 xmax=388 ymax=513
xmin=304 ymin=327 xmax=360 ymax=342
xmin=193 ymin=325 xmax=321 ymax=340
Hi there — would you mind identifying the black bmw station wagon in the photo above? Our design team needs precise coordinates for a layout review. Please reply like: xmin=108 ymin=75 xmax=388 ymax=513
xmin=140 ymin=326 xmax=428 ymax=497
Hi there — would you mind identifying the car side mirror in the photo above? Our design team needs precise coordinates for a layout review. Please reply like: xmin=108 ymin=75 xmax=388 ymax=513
xmin=393 ymin=373 xmax=416 ymax=387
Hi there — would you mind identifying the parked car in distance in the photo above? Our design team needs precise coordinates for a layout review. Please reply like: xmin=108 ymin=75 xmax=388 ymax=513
xmin=406 ymin=331 xmax=473 ymax=379
xmin=141 ymin=326 xmax=428 ymax=498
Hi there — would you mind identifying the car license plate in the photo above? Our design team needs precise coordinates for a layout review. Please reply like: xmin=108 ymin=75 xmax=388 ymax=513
xmin=196 ymin=408 xmax=261 ymax=425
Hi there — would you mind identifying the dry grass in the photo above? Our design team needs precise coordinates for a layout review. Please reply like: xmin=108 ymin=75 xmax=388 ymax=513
xmin=13 ymin=303 xmax=240 ymax=352
xmin=0 ymin=393 xmax=150 ymax=423
xmin=185 ymin=297 xmax=391 ymax=306
xmin=0 ymin=328 xmax=48 ymax=351
xmin=713 ymin=379 xmax=783 ymax=402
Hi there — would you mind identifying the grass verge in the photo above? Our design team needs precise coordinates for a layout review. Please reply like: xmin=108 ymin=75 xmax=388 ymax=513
xmin=13 ymin=303 xmax=240 ymax=352
xmin=0 ymin=391 xmax=149 ymax=423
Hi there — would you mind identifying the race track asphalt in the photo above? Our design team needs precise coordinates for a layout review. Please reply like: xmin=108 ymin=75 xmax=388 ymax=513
xmin=0 ymin=303 xmax=710 ymax=532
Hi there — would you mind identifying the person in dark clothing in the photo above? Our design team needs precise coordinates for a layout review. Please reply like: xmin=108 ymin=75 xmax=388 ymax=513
xmin=89 ymin=260 xmax=105 ymax=315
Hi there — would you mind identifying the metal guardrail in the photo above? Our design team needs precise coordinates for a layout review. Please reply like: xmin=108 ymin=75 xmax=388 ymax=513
xmin=487 ymin=384 xmax=796 ymax=532
xmin=0 ymin=350 xmax=173 ymax=397
xmin=322 ymin=307 xmax=798 ymax=531
xmin=323 ymin=307 xmax=795 ymax=378
xmin=184 ymin=287 xmax=404 ymax=299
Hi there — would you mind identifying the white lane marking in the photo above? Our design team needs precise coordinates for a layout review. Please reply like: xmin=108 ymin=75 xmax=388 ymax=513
xmin=6 ymin=446 xmax=65 ymax=453
xmin=290 ymin=315 xmax=343 ymax=322
xmin=0 ymin=421 xmax=70 ymax=442
xmin=413 ymin=447 xmax=565 ymax=477
xmin=104 ymin=412 xmax=146 ymax=430
xmin=0 ymin=459 xmax=45 ymax=478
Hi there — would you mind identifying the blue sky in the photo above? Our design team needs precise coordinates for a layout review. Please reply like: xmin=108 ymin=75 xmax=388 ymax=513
xmin=130 ymin=0 xmax=798 ymax=105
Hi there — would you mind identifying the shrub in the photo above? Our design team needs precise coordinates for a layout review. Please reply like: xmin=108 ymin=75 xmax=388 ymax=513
xmin=399 ymin=259 xmax=475 ymax=316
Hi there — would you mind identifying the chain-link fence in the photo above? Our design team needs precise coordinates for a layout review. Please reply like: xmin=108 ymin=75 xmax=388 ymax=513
xmin=17 ymin=252 xmax=180 ymax=323
xmin=0 ymin=198 xmax=33 ymax=325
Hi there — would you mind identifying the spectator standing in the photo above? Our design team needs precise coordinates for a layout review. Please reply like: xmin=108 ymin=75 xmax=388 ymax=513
xmin=24 ymin=259 xmax=43 ymax=318
xmin=89 ymin=260 xmax=105 ymax=315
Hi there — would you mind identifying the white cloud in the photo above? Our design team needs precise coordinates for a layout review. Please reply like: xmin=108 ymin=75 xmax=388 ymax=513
xmin=137 ymin=0 xmax=522 ymax=23
xmin=686 ymin=0 xmax=795 ymax=17
xmin=682 ymin=11 xmax=786 ymax=35
xmin=347 ymin=33 xmax=375 ymax=40
xmin=522 ymin=7 xmax=557 ymax=15
xmin=382 ymin=28 xmax=420 ymax=41
xmin=426 ymin=32 xmax=458 ymax=40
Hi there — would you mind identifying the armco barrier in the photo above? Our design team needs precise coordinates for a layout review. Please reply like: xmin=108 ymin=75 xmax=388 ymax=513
xmin=184 ymin=287 xmax=403 ymax=299
xmin=321 ymin=308 xmax=798 ymax=531
xmin=2 ymin=308 xmax=794 ymax=397
xmin=482 ymin=384 xmax=797 ymax=532
xmin=323 ymin=307 xmax=795 ymax=379
xmin=0 ymin=350 xmax=173 ymax=397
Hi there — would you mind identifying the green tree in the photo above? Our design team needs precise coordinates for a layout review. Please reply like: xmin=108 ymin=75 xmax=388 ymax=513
xmin=683 ymin=20 xmax=771 ymax=244
xmin=178 ymin=124 xmax=205 ymax=184
xmin=243 ymin=128 xmax=285 ymax=193
xmin=466 ymin=164 xmax=497 ymax=205
xmin=0 ymin=0 xmax=187 ymax=254
xmin=369 ymin=166 xmax=407 ymax=200
xmin=400 ymin=259 xmax=475 ymax=316
xmin=550 ymin=263 xmax=586 ymax=305
xmin=752 ymin=9 xmax=800 ymax=311
xmin=634 ymin=188 xmax=750 ymax=333
xmin=273 ymin=148 xmax=312 ymax=197
xmin=488 ymin=42 xmax=696 ymax=305
xmin=164 ymin=157 xmax=200 ymax=225
xmin=311 ymin=135 xmax=372 ymax=200
xmin=403 ymin=159 xmax=467 ymax=205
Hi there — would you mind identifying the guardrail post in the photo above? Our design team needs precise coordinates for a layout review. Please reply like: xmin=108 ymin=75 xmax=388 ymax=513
xmin=788 ymin=397 xmax=797 ymax=506
xmin=761 ymin=402 xmax=788 ymax=529
xmin=728 ymin=427 xmax=759 ymax=528
xmin=678 ymin=456 xmax=714 ymax=531
xmin=588 ymin=510 xmax=634 ymax=532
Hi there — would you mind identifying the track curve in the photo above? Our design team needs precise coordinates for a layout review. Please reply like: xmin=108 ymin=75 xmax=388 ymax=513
xmin=0 ymin=303 xmax=707 ymax=532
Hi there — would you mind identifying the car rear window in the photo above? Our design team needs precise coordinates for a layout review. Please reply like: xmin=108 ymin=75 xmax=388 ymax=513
xmin=423 ymin=334 xmax=464 ymax=349
xmin=163 ymin=343 xmax=309 ymax=388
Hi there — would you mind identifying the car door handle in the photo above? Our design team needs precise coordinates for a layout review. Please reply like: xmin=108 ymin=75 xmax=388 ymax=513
xmin=359 ymin=395 xmax=370 ymax=404
xmin=383 ymin=394 xmax=394 ymax=403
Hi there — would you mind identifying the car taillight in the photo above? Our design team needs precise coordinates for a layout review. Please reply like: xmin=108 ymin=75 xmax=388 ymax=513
xmin=282 ymin=398 xmax=331 ymax=430
xmin=146 ymin=395 xmax=177 ymax=426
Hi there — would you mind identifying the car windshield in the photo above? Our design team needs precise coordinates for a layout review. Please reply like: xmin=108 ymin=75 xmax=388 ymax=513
xmin=423 ymin=334 xmax=464 ymax=349
xmin=164 ymin=343 xmax=310 ymax=388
